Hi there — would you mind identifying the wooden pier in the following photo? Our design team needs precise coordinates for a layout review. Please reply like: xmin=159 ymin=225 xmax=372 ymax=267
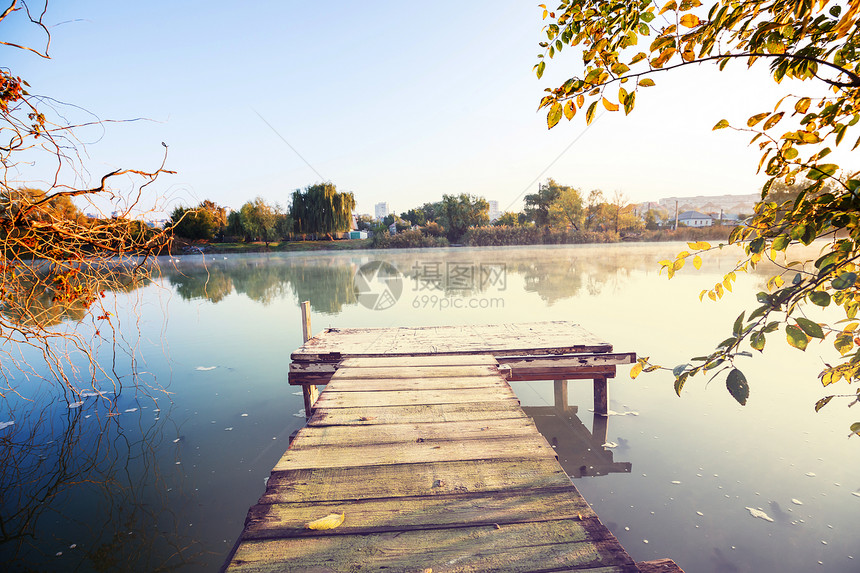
xmin=223 ymin=320 xmax=682 ymax=573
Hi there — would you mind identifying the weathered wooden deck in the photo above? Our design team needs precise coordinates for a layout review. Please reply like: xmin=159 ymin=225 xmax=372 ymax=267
xmin=223 ymin=320 xmax=682 ymax=573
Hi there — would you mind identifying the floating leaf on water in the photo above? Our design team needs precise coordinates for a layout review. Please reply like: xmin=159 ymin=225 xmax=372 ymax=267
xmin=602 ymin=441 xmax=618 ymax=448
xmin=745 ymin=507 xmax=774 ymax=522
xmin=173 ymin=438 xmax=181 ymax=443
xmin=125 ymin=408 xmax=138 ymax=413
xmin=791 ymin=499 xmax=803 ymax=505
xmin=806 ymin=472 xmax=816 ymax=477
xmin=696 ymin=511 xmax=704 ymax=516
xmin=69 ymin=401 xmax=83 ymax=409
xmin=305 ymin=512 xmax=345 ymax=530
xmin=671 ymin=480 xmax=681 ymax=485
xmin=225 ymin=427 xmax=233 ymax=431
xmin=195 ymin=366 xmax=217 ymax=371
xmin=0 ymin=421 xmax=14 ymax=430
xmin=852 ymin=492 xmax=860 ymax=498
xmin=241 ymin=413 xmax=249 ymax=417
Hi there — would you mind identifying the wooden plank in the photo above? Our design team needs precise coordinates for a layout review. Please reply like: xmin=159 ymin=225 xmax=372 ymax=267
xmin=331 ymin=364 xmax=501 ymax=379
xmin=504 ymin=365 xmax=617 ymax=382
xmin=497 ymin=353 xmax=635 ymax=368
xmin=341 ymin=355 xmax=498 ymax=367
xmin=313 ymin=387 xmax=518 ymax=408
xmin=324 ymin=375 xmax=509 ymax=392
xmin=309 ymin=402 xmax=528 ymax=426
xmin=291 ymin=321 xmax=613 ymax=361
xmin=636 ymin=559 xmax=685 ymax=573
xmin=226 ymin=519 xmax=637 ymax=573
xmin=260 ymin=458 xmax=576 ymax=504
xmin=242 ymin=488 xmax=595 ymax=539
xmin=274 ymin=434 xmax=558 ymax=471
xmin=291 ymin=418 xmax=539 ymax=447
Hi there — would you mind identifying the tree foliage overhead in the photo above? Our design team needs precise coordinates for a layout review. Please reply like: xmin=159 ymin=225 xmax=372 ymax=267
xmin=536 ymin=0 xmax=860 ymax=433
xmin=290 ymin=182 xmax=355 ymax=237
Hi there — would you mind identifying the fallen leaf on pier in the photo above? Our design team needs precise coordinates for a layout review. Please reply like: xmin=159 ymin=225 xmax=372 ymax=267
xmin=305 ymin=513 xmax=345 ymax=530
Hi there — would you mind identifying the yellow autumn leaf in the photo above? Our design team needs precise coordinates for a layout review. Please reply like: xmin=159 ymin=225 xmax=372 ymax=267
xmin=630 ymin=362 xmax=643 ymax=379
xmin=693 ymin=255 xmax=702 ymax=269
xmin=602 ymin=97 xmax=619 ymax=111
xmin=305 ymin=513 xmax=345 ymax=530
xmin=679 ymin=14 xmax=700 ymax=28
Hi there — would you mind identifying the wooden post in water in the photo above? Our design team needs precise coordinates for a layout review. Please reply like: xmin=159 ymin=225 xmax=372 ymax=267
xmin=593 ymin=375 xmax=608 ymax=416
xmin=553 ymin=380 xmax=569 ymax=411
xmin=300 ymin=301 xmax=319 ymax=416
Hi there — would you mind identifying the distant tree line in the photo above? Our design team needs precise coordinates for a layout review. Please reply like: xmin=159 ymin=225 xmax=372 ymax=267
xmin=168 ymin=183 xmax=355 ymax=245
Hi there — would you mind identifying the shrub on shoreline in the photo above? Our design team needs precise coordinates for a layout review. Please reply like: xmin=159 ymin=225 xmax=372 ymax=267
xmin=464 ymin=226 xmax=620 ymax=246
xmin=371 ymin=229 xmax=450 ymax=249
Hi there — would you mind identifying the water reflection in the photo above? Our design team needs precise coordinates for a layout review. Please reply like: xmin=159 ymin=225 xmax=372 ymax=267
xmin=167 ymin=256 xmax=357 ymax=313
xmin=0 ymin=392 xmax=203 ymax=571
xmin=523 ymin=380 xmax=631 ymax=479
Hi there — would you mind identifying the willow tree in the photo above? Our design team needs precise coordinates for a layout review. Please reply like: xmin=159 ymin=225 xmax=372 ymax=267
xmin=536 ymin=0 xmax=860 ymax=433
xmin=1 ymin=3 xmax=174 ymax=399
xmin=290 ymin=182 xmax=355 ymax=239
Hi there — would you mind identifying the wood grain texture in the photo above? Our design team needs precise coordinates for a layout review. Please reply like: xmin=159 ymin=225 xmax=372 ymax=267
xmin=274 ymin=433 xmax=557 ymax=471
xmin=227 ymin=519 xmax=637 ymax=573
xmin=292 ymin=418 xmax=539 ymax=447
xmin=291 ymin=321 xmax=613 ymax=361
xmin=260 ymin=458 xmax=575 ymax=503
xmin=308 ymin=402 xmax=528 ymax=426
xmin=224 ymin=345 xmax=648 ymax=572
xmin=243 ymin=488 xmax=596 ymax=539
xmin=314 ymin=387 xmax=518 ymax=408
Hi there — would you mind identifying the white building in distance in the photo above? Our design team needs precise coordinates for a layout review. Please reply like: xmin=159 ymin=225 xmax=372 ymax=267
xmin=374 ymin=202 xmax=390 ymax=220
xmin=488 ymin=200 xmax=500 ymax=222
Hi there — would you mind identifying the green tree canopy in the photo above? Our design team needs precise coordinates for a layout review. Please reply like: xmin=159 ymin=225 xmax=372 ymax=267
xmin=548 ymin=184 xmax=586 ymax=230
xmin=239 ymin=197 xmax=280 ymax=246
xmin=536 ymin=0 xmax=860 ymax=433
xmin=437 ymin=194 xmax=490 ymax=242
xmin=524 ymin=179 xmax=562 ymax=227
xmin=493 ymin=211 xmax=527 ymax=227
xmin=169 ymin=200 xmax=226 ymax=240
xmin=290 ymin=182 xmax=355 ymax=238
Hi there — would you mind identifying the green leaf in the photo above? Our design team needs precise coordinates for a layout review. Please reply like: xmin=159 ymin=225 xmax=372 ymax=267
xmin=732 ymin=312 xmax=745 ymax=336
xmin=547 ymin=101 xmax=563 ymax=129
xmin=807 ymin=164 xmax=838 ymax=180
xmin=786 ymin=324 xmax=809 ymax=350
xmin=536 ymin=60 xmax=546 ymax=79
xmin=834 ymin=332 xmax=854 ymax=355
xmin=809 ymin=291 xmax=831 ymax=307
xmin=585 ymin=100 xmax=598 ymax=125
xmin=674 ymin=373 xmax=687 ymax=396
xmin=772 ymin=235 xmax=790 ymax=250
xmin=814 ymin=395 xmax=834 ymax=412
xmin=832 ymin=272 xmax=857 ymax=290
xmin=795 ymin=317 xmax=824 ymax=339
xmin=672 ymin=363 xmax=691 ymax=377
xmin=726 ymin=369 xmax=749 ymax=405
xmin=750 ymin=331 xmax=766 ymax=351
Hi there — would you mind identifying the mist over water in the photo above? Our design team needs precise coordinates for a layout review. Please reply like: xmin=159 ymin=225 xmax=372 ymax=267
xmin=1 ymin=243 xmax=857 ymax=572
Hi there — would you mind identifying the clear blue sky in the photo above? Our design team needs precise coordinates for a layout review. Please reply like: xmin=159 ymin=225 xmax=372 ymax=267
xmin=2 ymin=0 xmax=823 ymax=217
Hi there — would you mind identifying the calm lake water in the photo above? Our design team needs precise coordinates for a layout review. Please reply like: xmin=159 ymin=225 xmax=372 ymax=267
xmin=1 ymin=243 xmax=858 ymax=572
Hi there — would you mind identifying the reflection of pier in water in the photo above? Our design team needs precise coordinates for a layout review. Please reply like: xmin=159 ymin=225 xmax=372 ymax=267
xmin=523 ymin=380 xmax=631 ymax=479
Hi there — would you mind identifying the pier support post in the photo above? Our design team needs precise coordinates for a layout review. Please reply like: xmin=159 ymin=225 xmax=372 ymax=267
xmin=593 ymin=375 xmax=608 ymax=417
xmin=300 ymin=301 xmax=319 ymax=417
xmin=553 ymin=380 xmax=568 ymax=411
